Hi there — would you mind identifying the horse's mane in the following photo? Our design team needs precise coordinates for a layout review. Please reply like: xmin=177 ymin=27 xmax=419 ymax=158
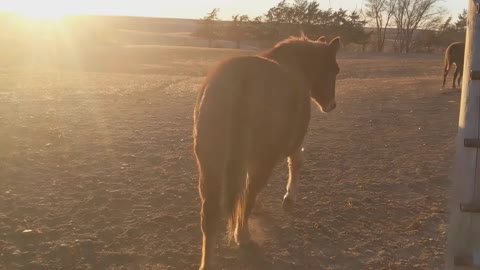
xmin=274 ymin=34 xmax=326 ymax=47
xmin=259 ymin=34 xmax=327 ymax=58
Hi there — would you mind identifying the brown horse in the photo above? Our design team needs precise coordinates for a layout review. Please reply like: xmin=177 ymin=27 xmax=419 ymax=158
xmin=443 ymin=41 xmax=465 ymax=89
xmin=193 ymin=35 xmax=341 ymax=270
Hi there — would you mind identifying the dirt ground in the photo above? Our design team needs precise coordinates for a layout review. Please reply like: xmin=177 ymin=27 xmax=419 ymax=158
xmin=0 ymin=48 xmax=460 ymax=269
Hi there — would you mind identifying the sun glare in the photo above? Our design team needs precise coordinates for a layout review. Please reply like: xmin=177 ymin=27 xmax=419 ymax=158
xmin=18 ymin=10 xmax=64 ymax=21
xmin=7 ymin=1 xmax=69 ymax=22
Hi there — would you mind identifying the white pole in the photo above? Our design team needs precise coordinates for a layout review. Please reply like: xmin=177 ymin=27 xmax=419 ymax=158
xmin=445 ymin=0 xmax=480 ymax=269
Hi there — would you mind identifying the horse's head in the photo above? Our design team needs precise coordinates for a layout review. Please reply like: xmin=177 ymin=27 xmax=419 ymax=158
xmin=309 ymin=37 xmax=341 ymax=113
xmin=262 ymin=35 xmax=341 ymax=112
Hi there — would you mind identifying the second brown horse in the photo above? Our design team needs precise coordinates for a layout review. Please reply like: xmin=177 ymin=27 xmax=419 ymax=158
xmin=443 ymin=41 xmax=465 ymax=89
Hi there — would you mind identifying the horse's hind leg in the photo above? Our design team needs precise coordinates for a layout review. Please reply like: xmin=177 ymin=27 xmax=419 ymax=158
xmin=235 ymin=159 xmax=275 ymax=246
xmin=283 ymin=147 xmax=304 ymax=211
xmin=443 ymin=61 xmax=450 ymax=88
xmin=458 ymin=67 xmax=463 ymax=88
xmin=197 ymin=164 xmax=223 ymax=270
xmin=453 ymin=66 xmax=460 ymax=89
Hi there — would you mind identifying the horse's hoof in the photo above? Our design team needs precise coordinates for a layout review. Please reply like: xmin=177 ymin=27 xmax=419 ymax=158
xmin=282 ymin=197 xmax=295 ymax=212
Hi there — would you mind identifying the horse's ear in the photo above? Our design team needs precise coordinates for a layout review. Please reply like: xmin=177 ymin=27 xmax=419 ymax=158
xmin=329 ymin=37 xmax=341 ymax=53
xmin=317 ymin=36 xmax=326 ymax=42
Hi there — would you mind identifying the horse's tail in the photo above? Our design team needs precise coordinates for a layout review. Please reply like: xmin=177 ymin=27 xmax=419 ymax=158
xmin=195 ymin=60 xmax=251 ymax=243
xmin=224 ymin=124 xmax=249 ymax=242
xmin=443 ymin=45 xmax=452 ymax=87
xmin=223 ymin=80 xmax=251 ymax=243
xmin=444 ymin=46 xmax=451 ymax=73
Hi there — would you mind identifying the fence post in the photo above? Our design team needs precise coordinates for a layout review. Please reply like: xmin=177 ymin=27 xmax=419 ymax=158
xmin=445 ymin=0 xmax=480 ymax=269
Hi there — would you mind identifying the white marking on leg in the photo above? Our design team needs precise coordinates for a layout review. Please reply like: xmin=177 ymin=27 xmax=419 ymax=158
xmin=284 ymin=148 xmax=304 ymax=204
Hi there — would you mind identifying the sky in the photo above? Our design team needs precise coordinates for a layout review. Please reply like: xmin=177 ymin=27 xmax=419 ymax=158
xmin=0 ymin=0 xmax=467 ymax=20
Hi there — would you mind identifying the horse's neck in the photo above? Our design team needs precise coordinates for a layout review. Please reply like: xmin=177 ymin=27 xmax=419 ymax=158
xmin=258 ymin=47 xmax=311 ymax=93
xmin=271 ymin=55 xmax=310 ymax=92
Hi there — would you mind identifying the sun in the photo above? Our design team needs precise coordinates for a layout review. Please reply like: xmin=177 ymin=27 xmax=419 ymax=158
xmin=17 ymin=10 xmax=64 ymax=22
xmin=16 ymin=7 xmax=66 ymax=22
xmin=7 ymin=0 xmax=69 ymax=22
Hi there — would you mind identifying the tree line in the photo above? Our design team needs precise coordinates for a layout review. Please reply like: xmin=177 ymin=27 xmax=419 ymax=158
xmin=194 ymin=0 xmax=466 ymax=53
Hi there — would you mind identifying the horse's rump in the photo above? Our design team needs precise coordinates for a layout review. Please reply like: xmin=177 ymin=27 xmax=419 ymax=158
xmin=445 ymin=42 xmax=465 ymax=67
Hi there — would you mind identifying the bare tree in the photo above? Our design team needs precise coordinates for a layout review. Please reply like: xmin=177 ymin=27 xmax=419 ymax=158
xmin=365 ymin=0 xmax=396 ymax=52
xmin=455 ymin=9 xmax=467 ymax=32
xmin=392 ymin=0 xmax=444 ymax=53
xmin=228 ymin=14 xmax=250 ymax=49
xmin=194 ymin=8 xmax=220 ymax=48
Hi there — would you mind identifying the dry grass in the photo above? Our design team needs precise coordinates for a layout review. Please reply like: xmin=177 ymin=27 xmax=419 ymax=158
xmin=0 ymin=45 xmax=459 ymax=270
